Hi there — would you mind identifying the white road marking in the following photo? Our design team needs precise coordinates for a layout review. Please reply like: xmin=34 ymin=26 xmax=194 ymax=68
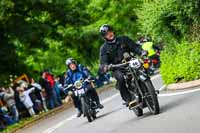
xmin=43 ymin=93 xmax=120 ymax=133
xmin=101 ymin=93 xmax=120 ymax=104
xmin=158 ymin=85 xmax=166 ymax=91
xmin=158 ymin=88 xmax=200 ymax=97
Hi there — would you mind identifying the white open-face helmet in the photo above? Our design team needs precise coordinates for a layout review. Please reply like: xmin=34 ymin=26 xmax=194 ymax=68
xmin=65 ymin=58 xmax=77 ymax=67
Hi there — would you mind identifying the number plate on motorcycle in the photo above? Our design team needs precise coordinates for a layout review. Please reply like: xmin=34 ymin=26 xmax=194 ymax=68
xmin=74 ymin=88 xmax=85 ymax=96
xmin=129 ymin=59 xmax=141 ymax=69
xmin=77 ymin=89 xmax=85 ymax=94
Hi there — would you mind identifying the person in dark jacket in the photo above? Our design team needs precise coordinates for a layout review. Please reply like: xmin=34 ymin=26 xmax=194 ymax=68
xmin=39 ymin=72 xmax=59 ymax=109
xmin=99 ymin=24 xmax=147 ymax=108
xmin=30 ymin=78 xmax=47 ymax=113
xmin=65 ymin=58 xmax=104 ymax=117
xmin=54 ymin=76 xmax=62 ymax=106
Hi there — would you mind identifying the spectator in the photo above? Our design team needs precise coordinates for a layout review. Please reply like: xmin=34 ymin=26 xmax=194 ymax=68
xmin=30 ymin=78 xmax=48 ymax=112
xmin=2 ymin=87 xmax=19 ymax=122
xmin=18 ymin=83 xmax=36 ymax=117
xmin=45 ymin=71 xmax=55 ymax=89
xmin=45 ymin=71 xmax=59 ymax=108
xmin=39 ymin=71 xmax=58 ymax=109
xmin=57 ymin=75 xmax=67 ymax=98
xmin=59 ymin=73 xmax=66 ymax=87
xmin=54 ymin=76 xmax=62 ymax=106
xmin=0 ymin=108 xmax=15 ymax=129
xmin=12 ymin=83 xmax=29 ymax=119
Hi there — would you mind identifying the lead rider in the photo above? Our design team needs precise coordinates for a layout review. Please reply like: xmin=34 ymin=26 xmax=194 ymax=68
xmin=99 ymin=24 xmax=147 ymax=108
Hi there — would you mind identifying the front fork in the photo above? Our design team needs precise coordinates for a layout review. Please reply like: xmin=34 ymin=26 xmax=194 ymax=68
xmin=128 ymin=70 xmax=149 ymax=108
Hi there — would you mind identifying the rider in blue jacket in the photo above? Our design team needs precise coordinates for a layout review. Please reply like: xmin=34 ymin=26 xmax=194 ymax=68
xmin=65 ymin=58 xmax=104 ymax=117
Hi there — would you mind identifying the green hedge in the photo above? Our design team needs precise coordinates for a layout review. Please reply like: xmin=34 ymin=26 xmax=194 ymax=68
xmin=137 ymin=0 xmax=200 ymax=84
xmin=137 ymin=0 xmax=200 ymax=43
xmin=160 ymin=41 xmax=200 ymax=84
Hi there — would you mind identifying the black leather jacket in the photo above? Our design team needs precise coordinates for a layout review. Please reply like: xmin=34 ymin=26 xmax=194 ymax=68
xmin=100 ymin=36 xmax=143 ymax=66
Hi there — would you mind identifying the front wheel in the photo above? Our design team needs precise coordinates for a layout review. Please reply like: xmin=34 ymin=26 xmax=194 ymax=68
xmin=81 ymin=97 xmax=92 ymax=122
xmin=143 ymin=79 xmax=160 ymax=115
xmin=91 ymin=111 xmax=97 ymax=119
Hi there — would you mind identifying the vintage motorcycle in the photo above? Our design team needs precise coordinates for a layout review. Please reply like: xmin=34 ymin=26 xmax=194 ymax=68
xmin=108 ymin=53 xmax=160 ymax=116
xmin=65 ymin=79 xmax=99 ymax=122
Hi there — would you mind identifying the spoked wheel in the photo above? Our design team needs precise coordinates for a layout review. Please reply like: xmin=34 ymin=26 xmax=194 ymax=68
xmin=143 ymin=79 xmax=160 ymax=115
xmin=129 ymin=89 xmax=143 ymax=117
xmin=81 ymin=97 xmax=92 ymax=122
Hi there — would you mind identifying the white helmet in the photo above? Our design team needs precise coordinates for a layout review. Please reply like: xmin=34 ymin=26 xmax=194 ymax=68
xmin=65 ymin=58 xmax=77 ymax=67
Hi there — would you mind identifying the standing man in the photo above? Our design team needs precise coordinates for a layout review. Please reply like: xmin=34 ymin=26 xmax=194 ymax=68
xmin=39 ymin=71 xmax=58 ymax=109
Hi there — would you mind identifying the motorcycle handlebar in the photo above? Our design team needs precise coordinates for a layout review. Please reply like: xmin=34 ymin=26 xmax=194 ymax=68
xmin=63 ymin=84 xmax=73 ymax=91
xmin=109 ymin=62 xmax=129 ymax=70
xmin=63 ymin=78 xmax=94 ymax=90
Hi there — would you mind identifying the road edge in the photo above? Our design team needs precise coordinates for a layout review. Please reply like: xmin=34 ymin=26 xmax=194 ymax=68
xmin=167 ymin=79 xmax=200 ymax=90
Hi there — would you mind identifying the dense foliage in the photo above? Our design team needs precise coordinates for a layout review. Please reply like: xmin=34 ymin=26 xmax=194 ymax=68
xmin=137 ymin=0 xmax=200 ymax=84
xmin=160 ymin=41 xmax=200 ymax=84
xmin=137 ymin=0 xmax=200 ymax=43
xmin=0 ymin=0 xmax=200 ymax=85
xmin=0 ymin=0 xmax=140 ymax=84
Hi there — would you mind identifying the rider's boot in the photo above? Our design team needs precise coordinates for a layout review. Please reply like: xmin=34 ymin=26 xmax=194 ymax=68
xmin=91 ymin=89 xmax=104 ymax=109
xmin=121 ymin=91 xmax=137 ymax=109
xmin=95 ymin=99 xmax=104 ymax=109
xmin=97 ymin=103 xmax=104 ymax=109
xmin=76 ymin=109 xmax=82 ymax=117
xmin=127 ymin=95 xmax=137 ymax=109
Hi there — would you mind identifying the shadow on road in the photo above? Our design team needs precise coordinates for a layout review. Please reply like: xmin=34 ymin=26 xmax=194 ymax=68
xmin=160 ymin=95 xmax=189 ymax=113
xmin=78 ymin=107 xmax=124 ymax=126
xmin=123 ymin=95 xmax=190 ymax=124
xmin=97 ymin=107 xmax=124 ymax=119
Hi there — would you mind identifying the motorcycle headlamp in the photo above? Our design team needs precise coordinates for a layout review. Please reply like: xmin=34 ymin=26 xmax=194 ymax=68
xmin=74 ymin=80 xmax=83 ymax=89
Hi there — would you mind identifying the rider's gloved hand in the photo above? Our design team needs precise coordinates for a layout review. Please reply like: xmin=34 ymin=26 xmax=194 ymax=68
xmin=104 ymin=64 xmax=113 ymax=72
xmin=103 ymin=65 xmax=109 ymax=73
xmin=100 ymin=65 xmax=108 ymax=73
xmin=100 ymin=64 xmax=113 ymax=73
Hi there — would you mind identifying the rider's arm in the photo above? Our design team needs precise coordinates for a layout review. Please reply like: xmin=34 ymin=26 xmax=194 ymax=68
xmin=123 ymin=36 xmax=143 ymax=56
xmin=99 ymin=45 xmax=110 ymax=73
xmin=64 ymin=71 xmax=72 ymax=86
xmin=78 ymin=64 xmax=90 ymax=78
xmin=99 ymin=44 xmax=109 ymax=66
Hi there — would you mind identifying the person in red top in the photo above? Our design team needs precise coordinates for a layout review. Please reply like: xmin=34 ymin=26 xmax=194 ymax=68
xmin=40 ymin=70 xmax=59 ymax=109
xmin=45 ymin=72 xmax=55 ymax=89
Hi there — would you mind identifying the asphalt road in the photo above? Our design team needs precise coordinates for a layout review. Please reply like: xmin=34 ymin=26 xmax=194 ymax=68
xmin=18 ymin=74 xmax=200 ymax=133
